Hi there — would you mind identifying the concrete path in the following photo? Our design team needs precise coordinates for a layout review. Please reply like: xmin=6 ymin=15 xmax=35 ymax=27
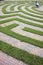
xmin=6 ymin=4 xmax=15 ymax=12
xmin=11 ymin=21 xmax=43 ymax=41
xmin=28 ymin=6 xmax=43 ymax=14
xmin=21 ymin=6 xmax=43 ymax=20
xmin=0 ymin=16 xmax=43 ymax=32
xmin=0 ymin=20 xmax=43 ymax=41
xmin=0 ymin=2 xmax=43 ymax=58
xmin=0 ymin=32 xmax=43 ymax=57
xmin=0 ymin=4 xmax=19 ymax=15
xmin=36 ymin=6 xmax=43 ymax=11
xmin=17 ymin=14 xmax=43 ymax=25
xmin=0 ymin=51 xmax=27 ymax=65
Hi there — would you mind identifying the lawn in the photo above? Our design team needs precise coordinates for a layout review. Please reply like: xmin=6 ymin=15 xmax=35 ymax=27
xmin=0 ymin=0 xmax=43 ymax=65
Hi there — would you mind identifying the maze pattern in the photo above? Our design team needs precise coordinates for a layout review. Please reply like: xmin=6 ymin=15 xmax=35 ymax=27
xmin=0 ymin=1 xmax=43 ymax=59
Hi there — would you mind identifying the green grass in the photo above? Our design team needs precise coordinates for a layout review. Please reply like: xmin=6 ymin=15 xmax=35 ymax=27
xmin=23 ymin=27 xmax=43 ymax=36
xmin=2 ymin=3 xmax=21 ymax=14
xmin=0 ymin=24 xmax=43 ymax=48
xmin=16 ymin=18 xmax=43 ymax=28
xmin=3 ymin=23 xmax=19 ymax=29
xmin=1 ymin=3 xmax=43 ymax=19
xmin=25 ymin=6 xmax=43 ymax=17
xmin=2 ymin=4 xmax=15 ymax=14
xmin=0 ymin=13 xmax=17 ymax=18
xmin=18 ymin=5 xmax=43 ymax=22
xmin=0 ymin=41 xmax=43 ymax=65
xmin=10 ymin=4 xmax=18 ymax=11
xmin=0 ymin=18 xmax=15 ymax=24
xmin=0 ymin=17 xmax=43 ymax=28
xmin=26 ymin=7 xmax=43 ymax=16
xmin=32 ymin=6 xmax=43 ymax=13
xmin=2 ymin=4 xmax=9 ymax=14
xmin=0 ymin=1 xmax=43 ymax=65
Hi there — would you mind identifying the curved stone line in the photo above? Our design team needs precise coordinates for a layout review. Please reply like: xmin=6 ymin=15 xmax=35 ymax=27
xmin=6 ymin=4 xmax=22 ymax=12
xmin=0 ymin=4 xmax=6 ymax=15
xmin=32 ymin=6 xmax=43 ymax=13
xmin=28 ymin=6 xmax=43 ymax=15
xmin=0 ymin=3 xmax=42 ymax=20
xmin=0 ymin=4 xmax=20 ymax=16
xmin=26 ymin=7 xmax=43 ymax=19
xmin=17 ymin=5 xmax=43 ymax=22
xmin=6 ymin=4 xmax=16 ymax=12
xmin=2 ymin=4 xmax=14 ymax=14
xmin=12 ymin=5 xmax=43 ymax=19
xmin=0 ymin=4 xmax=23 ymax=16
xmin=21 ymin=6 xmax=43 ymax=20
xmin=2 ymin=4 xmax=23 ymax=14
xmin=18 ymin=5 xmax=43 ymax=18
xmin=0 ymin=4 xmax=9 ymax=15
xmin=0 ymin=4 xmax=16 ymax=14
xmin=26 ymin=7 xmax=43 ymax=17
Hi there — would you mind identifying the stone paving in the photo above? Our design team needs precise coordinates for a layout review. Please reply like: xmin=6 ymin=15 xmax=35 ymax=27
xmin=0 ymin=32 xmax=43 ymax=57
xmin=36 ymin=6 xmax=43 ymax=11
xmin=0 ymin=1 xmax=43 ymax=65
xmin=0 ymin=51 xmax=27 ymax=65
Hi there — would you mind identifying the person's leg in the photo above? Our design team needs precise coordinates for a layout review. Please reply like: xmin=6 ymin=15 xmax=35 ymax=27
xmin=36 ymin=5 xmax=39 ymax=8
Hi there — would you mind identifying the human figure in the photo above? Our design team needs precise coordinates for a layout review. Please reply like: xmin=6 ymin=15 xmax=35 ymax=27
xmin=35 ymin=1 xmax=39 ymax=8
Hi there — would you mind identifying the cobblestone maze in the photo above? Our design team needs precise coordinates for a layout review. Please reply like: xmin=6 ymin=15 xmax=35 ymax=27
xmin=0 ymin=1 xmax=43 ymax=65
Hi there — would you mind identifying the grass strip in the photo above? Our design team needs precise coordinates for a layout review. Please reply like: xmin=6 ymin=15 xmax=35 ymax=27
xmin=0 ymin=25 xmax=43 ymax=48
xmin=2 ymin=3 xmax=43 ymax=20
xmin=2 ymin=4 xmax=15 ymax=14
xmin=32 ymin=6 xmax=43 ymax=14
xmin=18 ymin=6 xmax=43 ymax=23
xmin=10 ymin=5 xmax=17 ymax=11
xmin=25 ymin=6 xmax=43 ymax=17
xmin=23 ymin=27 xmax=43 ymax=36
xmin=0 ymin=14 xmax=17 ymax=18
xmin=0 ymin=41 xmax=43 ymax=65
xmin=0 ymin=17 xmax=43 ymax=28
xmin=26 ymin=7 xmax=43 ymax=17
xmin=16 ymin=18 xmax=43 ymax=28
xmin=0 ymin=18 xmax=15 ymax=24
